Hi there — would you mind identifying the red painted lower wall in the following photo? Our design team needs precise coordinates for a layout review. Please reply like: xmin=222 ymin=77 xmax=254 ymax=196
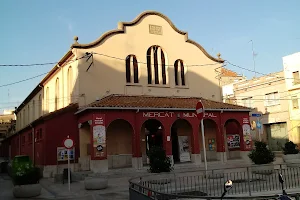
xmin=44 ymin=111 xmax=79 ymax=165
xmin=0 ymin=106 xmax=79 ymax=166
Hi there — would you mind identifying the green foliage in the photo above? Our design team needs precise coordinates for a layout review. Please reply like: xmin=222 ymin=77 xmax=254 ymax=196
xmin=12 ymin=167 xmax=41 ymax=185
xmin=11 ymin=155 xmax=41 ymax=185
xmin=147 ymin=146 xmax=173 ymax=173
xmin=282 ymin=141 xmax=299 ymax=155
xmin=248 ymin=141 xmax=275 ymax=165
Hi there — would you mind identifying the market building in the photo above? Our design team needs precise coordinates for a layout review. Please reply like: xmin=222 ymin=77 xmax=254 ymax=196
xmin=0 ymin=11 xmax=251 ymax=177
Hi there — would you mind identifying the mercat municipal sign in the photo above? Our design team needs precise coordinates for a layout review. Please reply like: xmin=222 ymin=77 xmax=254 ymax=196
xmin=142 ymin=112 xmax=217 ymax=118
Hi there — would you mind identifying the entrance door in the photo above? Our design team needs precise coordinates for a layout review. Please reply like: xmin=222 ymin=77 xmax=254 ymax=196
xmin=171 ymin=127 xmax=180 ymax=163
xmin=267 ymin=123 xmax=288 ymax=151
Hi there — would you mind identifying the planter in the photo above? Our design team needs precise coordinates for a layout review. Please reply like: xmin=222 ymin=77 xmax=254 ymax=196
xmin=282 ymin=154 xmax=300 ymax=167
xmin=84 ymin=177 xmax=108 ymax=190
xmin=283 ymin=154 xmax=300 ymax=162
xmin=251 ymin=164 xmax=274 ymax=175
xmin=13 ymin=184 xmax=42 ymax=198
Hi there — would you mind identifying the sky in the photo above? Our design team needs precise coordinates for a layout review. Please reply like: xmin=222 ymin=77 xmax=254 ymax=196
xmin=0 ymin=0 xmax=300 ymax=113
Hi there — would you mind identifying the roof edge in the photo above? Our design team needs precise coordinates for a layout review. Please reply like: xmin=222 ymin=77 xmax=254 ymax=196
xmin=75 ymin=106 xmax=251 ymax=115
xmin=71 ymin=10 xmax=224 ymax=63
xmin=15 ymin=51 xmax=73 ymax=114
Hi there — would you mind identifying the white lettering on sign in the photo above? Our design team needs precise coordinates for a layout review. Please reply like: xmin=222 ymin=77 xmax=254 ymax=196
xmin=142 ymin=112 xmax=175 ymax=118
xmin=142 ymin=112 xmax=217 ymax=118
xmin=95 ymin=117 xmax=104 ymax=125
xmin=183 ymin=112 xmax=217 ymax=118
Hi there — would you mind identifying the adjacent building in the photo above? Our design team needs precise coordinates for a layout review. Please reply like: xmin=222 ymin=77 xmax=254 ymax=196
xmin=223 ymin=71 xmax=291 ymax=151
xmin=283 ymin=52 xmax=300 ymax=146
xmin=0 ymin=110 xmax=16 ymax=157
xmin=0 ymin=11 xmax=252 ymax=177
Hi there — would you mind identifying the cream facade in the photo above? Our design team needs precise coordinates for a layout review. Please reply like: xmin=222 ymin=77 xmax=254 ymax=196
xmin=283 ymin=52 xmax=300 ymax=145
xmin=15 ymin=11 xmax=224 ymax=132
xmin=15 ymin=52 xmax=80 ymax=131
xmin=223 ymin=71 xmax=291 ymax=151
xmin=72 ymin=11 xmax=224 ymax=107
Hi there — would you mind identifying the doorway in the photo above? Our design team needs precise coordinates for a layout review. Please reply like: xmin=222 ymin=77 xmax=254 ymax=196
xmin=140 ymin=119 xmax=164 ymax=164
xmin=171 ymin=127 xmax=180 ymax=163
xmin=171 ymin=119 xmax=192 ymax=163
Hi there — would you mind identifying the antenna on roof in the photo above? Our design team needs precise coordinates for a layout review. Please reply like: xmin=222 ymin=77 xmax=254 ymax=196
xmin=249 ymin=40 xmax=257 ymax=78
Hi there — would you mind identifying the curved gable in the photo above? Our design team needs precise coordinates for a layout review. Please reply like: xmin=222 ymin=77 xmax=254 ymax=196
xmin=71 ymin=10 xmax=223 ymax=63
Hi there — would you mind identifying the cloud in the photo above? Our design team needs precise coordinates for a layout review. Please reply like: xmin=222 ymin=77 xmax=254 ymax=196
xmin=58 ymin=15 xmax=74 ymax=35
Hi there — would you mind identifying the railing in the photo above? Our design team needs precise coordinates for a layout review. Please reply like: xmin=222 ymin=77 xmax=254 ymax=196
xmin=129 ymin=164 xmax=300 ymax=200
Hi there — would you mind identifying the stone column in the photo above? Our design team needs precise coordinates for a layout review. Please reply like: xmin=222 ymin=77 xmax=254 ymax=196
xmin=191 ymin=122 xmax=201 ymax=165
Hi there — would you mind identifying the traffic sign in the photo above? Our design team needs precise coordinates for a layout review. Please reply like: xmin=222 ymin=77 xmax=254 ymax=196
xmin=256 ymin=121 xmax=262 ymax=129
xmin=251 ymin=113 xmax=262 ymax=117
xmin=196 ymin=100 xmax=205 ymax=120
xmin=63 ymin=137 xmax=74 ymax=149
xmin=196 ymin=100 xmax=207 ymax=172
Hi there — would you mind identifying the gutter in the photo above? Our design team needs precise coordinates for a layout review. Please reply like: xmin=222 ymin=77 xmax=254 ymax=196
xmin=75 ymin=107 xmax=251 ymax=115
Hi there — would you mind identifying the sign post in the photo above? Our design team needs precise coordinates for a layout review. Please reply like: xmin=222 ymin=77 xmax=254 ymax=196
xmin=196 ymin=100 xmax=207 ymax=172
xmin=256 ymin=120 xmax=262 ymax=141
xmin=63 ymin=136 xmax=74 ymax=191
xmin=251 ymin=113 xmax=262 ymax=141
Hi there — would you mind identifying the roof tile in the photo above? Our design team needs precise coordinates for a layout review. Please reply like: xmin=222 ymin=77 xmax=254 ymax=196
xmin=85 ymin=95 xmax=250 ymax=110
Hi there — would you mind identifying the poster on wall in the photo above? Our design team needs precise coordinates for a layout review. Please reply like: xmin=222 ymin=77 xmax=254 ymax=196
xmin=92 ymin=114 xmax=107 ymax=158
xmin=57 ymin=147 xmax=75 ymax=161
xmin=227 ymin=134 xmax=240 ymax=149
xmin=178 ymin=136 xmax=191 ymax=162
xmin=242 ymin=123 xmax=252 ymax=150
xmin=208 ymin=139 xmax=216 ymax=151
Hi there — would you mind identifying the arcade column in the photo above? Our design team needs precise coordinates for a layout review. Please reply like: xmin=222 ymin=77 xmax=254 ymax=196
xmin=163 ymin=125 xmax=174 ymax=166
xmin=89 ymin=114 xmax=108 ymax=173
xmin=191 ymin=123 xmax=201 ymax=165
xmin=216 ymin=124 xmax=227 ymax=163
xmin=132 ymin=121 xmax=143 ymax=170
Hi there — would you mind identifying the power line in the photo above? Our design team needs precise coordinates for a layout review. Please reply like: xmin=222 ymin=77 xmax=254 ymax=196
xmin=0 ymin=61 xmax=60 ymax=67
xmin=0 ymin=72 xmax=48 ymax=88
xmin=0 ymin=55 xmax=87 ymax=88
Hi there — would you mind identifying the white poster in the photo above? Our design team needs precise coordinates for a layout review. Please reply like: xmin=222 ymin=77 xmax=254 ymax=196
xmin=178 ymin=136 xmax=191 ymax=162
xmin=93 ymin=125 xmax=106 ymax=147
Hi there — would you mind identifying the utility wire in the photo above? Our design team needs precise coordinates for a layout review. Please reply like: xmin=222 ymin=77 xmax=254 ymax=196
xmin=0 ymin=52 xmax=298 ymax=90
xmin=0 ymin=72 xmax=48 ymax=88
xmin=0 ymin=55 xmax=87 ymax=88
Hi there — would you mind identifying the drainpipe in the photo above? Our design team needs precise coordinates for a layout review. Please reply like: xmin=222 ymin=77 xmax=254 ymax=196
xmin=29 ymin=124 xmax=35 ymax=165
xmin=18 ymin=134 xmax=21 ymax=155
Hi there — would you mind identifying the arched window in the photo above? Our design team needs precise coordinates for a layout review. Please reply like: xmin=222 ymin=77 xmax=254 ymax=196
xmin=174 ymin=59 xmax=186 ymax=86
xmin=67 ymin=67 xmax=73 ymax=103
xmin=147 ymin=45 xmax=167 ymax=85
xmin=125 ymin=55 xmax=139 ymax=83
xmin=38 ymin=94 xmax=42 ymax=116
xmin=46 ymin=87 xmax=49 ymax=113
xmin=55 ymin=78 xmax=59 ymax=110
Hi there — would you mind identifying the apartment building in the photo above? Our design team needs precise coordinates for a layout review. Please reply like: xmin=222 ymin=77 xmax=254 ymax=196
xmin=283 ymin=52 xmax=300 ymax=146
xmin=223 ymin=71 xmax=290 ymax=151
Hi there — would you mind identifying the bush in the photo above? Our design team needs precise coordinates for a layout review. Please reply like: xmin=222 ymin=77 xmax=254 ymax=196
xmin=282 ymin=141 xmax=299 ymax=155
xmin=147 ymin=146 xmax=173 ymax=173
xmin=248 ymin=141 xmax=275 ymax=165
xmin=12 ymin=165 xmax=41 ymax=186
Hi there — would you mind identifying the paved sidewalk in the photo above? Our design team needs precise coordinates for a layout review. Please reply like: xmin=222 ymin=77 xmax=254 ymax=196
xmin=0 ymin=159 xmax=288 ymax=200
